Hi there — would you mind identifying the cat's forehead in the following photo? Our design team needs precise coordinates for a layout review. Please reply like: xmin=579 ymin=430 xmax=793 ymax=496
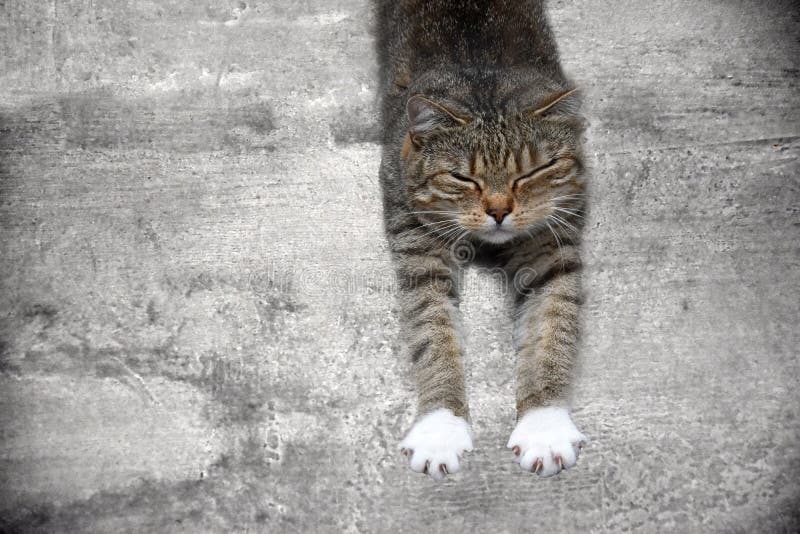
xmin=430 ymin=121 xmax=555 ymax=171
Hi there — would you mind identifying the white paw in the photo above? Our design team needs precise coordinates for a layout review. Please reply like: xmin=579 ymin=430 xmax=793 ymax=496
xmin=399 ymin=408 xmax=473 ymax=481
xmin=507 ymin=406 xmax=587 ymax=477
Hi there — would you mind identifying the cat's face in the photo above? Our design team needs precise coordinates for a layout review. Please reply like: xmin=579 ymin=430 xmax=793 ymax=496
xmin=401 ymin=92 xmax=585 ymax=245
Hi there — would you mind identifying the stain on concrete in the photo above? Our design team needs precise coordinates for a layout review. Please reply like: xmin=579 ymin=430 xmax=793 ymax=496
xmin=0 ymin=89 xmax=279 ymax=154
xmin=21 ymin=303 xmax=58 ymax=323
xmin=0 ymin=376 xmax=225 ymax=524
xmin=198 ymin=354 xmax=269 ymax=424
xmin=0 ymin=436 xmax=298 ymax=533
xmin=135 ymin=216 xmax=162 ymax=250
xmin=0 ymin=339 xmax=15 ymax=374
xmin=145 ymin=299 xmax=158 ymax=324
xmin=239 ymin=100 xmax=277 ymax=135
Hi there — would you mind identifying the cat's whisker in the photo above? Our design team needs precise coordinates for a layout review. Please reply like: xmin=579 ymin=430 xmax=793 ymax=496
xmin=398 ymin=224 xmax=457 ymax=242
xmin=387 ymin=211 xmax=463 ymax=225
xmin=403 ymin=219 xmax=461 ymax=231
xmin=418 ymin=219 xmax=461 ymax=229
xmin=549 ymin=195 xmax=586 ymax=206
xmin=444 ymin=229 xmax=470 ymax=252
xmin=549 ymin=213 xmax=580 ymax=235
xmin=391 ymin=210 xmax=463 ymax=220
xmin=414 ymin=222 xmax=459 ymax=242
xmin=544 ymin=218 xmax=565 ymax=268
xmin=552 ymin=207 xmax=584 ymax=219
xmin=437 ymin=225 xmax=466 ymax=244
xmin=550 ymin=193 xmax=585 ymax=199
xmin=423 ymin=230 xmax=460 ymax=241
xmin=407 ymin=224 xmax=463 ymax=244
xmin=548 ymin=218 xmax=579 ymax=254
xmin=437 ymin=222 xmax=466 ymax=245
xmin=404 ymin=210 xmax=463 ymax=215
xmin=407 ymin=210 xmax=460 ymax=215
xmin=393 ymin=219 xmax=464 ymax=244
xmin=416 ymin=225 xmax=459 ymax=237
xmin=518 ymin=220 xmax=547 ymax=252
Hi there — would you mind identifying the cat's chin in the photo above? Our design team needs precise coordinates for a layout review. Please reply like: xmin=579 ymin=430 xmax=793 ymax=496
xmin=476 ymin=229 xmax=517 ymax=244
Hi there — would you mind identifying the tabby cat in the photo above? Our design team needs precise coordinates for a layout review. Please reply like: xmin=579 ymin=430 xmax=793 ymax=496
xmin=374 ymin=0 xmax=588 ymax=480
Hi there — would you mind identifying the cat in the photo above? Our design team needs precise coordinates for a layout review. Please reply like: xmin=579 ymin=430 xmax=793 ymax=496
xmin=374 ymin=0 xmax=588 ymax=480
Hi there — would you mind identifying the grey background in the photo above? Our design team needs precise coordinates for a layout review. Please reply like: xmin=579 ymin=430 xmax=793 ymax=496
xmin=1 ymin=0 xmax=798 ymax=532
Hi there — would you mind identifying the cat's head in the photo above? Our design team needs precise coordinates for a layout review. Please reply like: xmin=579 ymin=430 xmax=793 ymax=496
xmin=400 ymin=88 xmax=585 ymax=245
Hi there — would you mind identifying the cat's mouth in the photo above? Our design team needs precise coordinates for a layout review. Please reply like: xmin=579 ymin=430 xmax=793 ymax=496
xmin=472 ymin=213 xmax=518 ymax=244
xmin=478 ymin=225 xmax=516 ymax=244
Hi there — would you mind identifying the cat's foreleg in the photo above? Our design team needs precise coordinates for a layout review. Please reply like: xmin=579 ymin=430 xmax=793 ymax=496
xmin=507 ymin=261 xmax=587 ymax=477
xmin=394 ymin=252 xmax=472 ymax=480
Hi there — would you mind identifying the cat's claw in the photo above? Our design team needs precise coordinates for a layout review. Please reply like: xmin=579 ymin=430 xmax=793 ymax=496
xmin=507 ymin=406 xmax=587 ymax=478
xmin=399 ymin=408 xmax=473 ymax=481
xmin=532 ymin=458 xmax=543 ymax=474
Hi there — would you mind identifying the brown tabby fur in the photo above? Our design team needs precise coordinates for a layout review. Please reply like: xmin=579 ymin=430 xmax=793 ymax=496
xmin=374 ymin=0 xmax=586 ymax=422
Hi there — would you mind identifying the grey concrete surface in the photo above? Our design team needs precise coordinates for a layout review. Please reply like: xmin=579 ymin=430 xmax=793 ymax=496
xmin=0 ymin=0 xmax=798 ymax=532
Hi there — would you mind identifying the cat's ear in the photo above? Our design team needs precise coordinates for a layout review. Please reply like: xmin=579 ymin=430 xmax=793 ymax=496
xmin=526 ymin=88 xmax=580 ymax=117
xmin=406 ymin=95 xmax=469 ymax=146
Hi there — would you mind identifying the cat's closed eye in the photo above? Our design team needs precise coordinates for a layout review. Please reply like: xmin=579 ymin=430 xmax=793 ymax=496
xmin=514 ymin=158 xmax=575 ymax=188
xmin=448 ymin=171 xmax=481 ymax=190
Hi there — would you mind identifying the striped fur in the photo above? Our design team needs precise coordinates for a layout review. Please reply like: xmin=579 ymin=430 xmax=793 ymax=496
xmin=375 ymin=0 xmax=587 ymax=425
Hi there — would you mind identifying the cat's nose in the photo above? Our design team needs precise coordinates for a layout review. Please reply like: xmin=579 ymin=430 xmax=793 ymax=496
xmin=487 ymin=207 xmax=510 ymax=224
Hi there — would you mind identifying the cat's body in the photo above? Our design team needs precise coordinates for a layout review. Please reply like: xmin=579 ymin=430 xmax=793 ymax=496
xmin=374 ymin=0 xmax=588 ymax=480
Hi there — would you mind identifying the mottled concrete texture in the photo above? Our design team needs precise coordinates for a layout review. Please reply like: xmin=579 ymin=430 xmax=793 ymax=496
xmin=0 ymin=0 xmax=798 ymax=532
